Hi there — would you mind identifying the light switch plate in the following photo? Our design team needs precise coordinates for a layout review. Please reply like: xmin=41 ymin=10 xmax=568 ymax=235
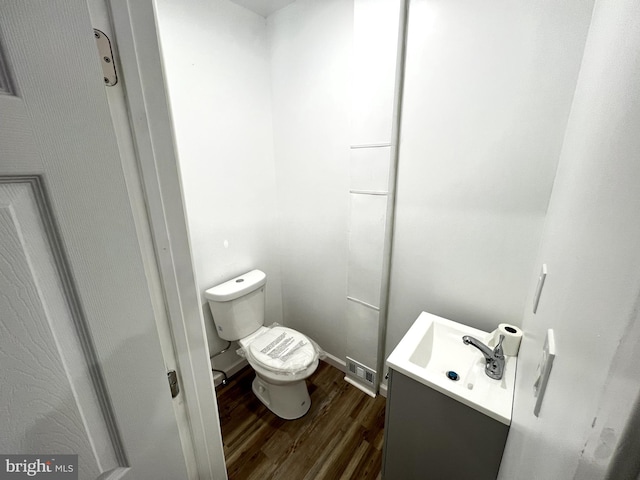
xmin=533 ymin=264 xmax=548 ymax=313
xmin=533 ymin=328 xmax=556 ymax=417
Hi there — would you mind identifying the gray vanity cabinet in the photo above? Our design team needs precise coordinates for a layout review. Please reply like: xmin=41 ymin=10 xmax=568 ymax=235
xmin=382 ymin=368 xmax=509 ymax=480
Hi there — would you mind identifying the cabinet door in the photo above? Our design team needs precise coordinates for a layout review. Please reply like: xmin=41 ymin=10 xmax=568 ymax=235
xmin=382 ymin=370 xmax=508 ymax=480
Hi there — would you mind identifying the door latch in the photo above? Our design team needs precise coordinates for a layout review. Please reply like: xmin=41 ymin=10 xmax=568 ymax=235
xmin=167 ymin=370 xmax=179 ymax=398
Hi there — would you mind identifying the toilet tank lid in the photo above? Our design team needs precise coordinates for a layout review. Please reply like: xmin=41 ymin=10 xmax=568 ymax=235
xmin=204 ymin=270 xmax=266 ymax=302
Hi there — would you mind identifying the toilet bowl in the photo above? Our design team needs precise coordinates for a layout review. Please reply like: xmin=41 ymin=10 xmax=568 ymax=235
xmin=204 ymin=270 xmax=322 ymax=420
xmin=239 ymin=324 xmax=320 ymax=419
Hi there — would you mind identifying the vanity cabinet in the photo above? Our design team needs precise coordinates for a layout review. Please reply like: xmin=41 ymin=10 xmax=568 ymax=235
xmin=382 ymin=368 xmax=509 ymax=480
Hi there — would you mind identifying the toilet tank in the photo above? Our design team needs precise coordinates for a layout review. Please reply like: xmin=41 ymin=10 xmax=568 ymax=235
xmin=203 ymin=270 xmax=266 ymax=341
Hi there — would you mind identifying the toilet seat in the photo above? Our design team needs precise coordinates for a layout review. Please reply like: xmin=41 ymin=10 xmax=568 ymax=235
xmin=241 ymin=326 xmax=318 ymax=375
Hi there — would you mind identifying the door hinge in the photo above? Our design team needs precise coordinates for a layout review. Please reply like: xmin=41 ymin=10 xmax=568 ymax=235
xmin=93 ymin=28 xmax=117 ymax=86
xmin=167 ymin=370 xmax=180 ymax=398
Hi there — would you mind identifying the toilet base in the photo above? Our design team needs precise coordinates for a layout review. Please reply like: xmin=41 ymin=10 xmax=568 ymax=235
xmin=252 ymin=375 xmax=311 ymax=420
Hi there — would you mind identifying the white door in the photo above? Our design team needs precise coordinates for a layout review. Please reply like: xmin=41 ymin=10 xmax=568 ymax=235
xmin=0 ymin=1 xmax=190 ymax=478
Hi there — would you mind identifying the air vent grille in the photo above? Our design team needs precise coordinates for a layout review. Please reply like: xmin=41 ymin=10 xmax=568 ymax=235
xmin=346 ymin=356 xmax=376 ymax=387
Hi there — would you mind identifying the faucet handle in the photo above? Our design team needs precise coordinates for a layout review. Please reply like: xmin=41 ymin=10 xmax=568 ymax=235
xmin=494 ymin=335 xmax=505 ymax=359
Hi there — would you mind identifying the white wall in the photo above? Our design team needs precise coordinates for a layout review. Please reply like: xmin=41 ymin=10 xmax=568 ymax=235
xmin=499 ymin=0 xmax=640 ymax=477
xmin=157 ymin=0 xmax=357 ymax=367
xmin=155 ymin=0 xmax=283 ymax=362
xmin=385 ymin=0 xmax=595 ymax=358
xmin=267 ymin=0 xmax=353 ymax=360
xmin=345 ymin=0 xmax=404 ymax=390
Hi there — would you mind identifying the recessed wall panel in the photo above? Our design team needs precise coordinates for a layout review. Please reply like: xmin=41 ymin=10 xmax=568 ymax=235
xmin=346 ymin=299 xmax=379 ymax=369
xmin=350 ymin=146 xmax=392 ymax=193
xmin=347 ymin=193 xmax=388 ymax=308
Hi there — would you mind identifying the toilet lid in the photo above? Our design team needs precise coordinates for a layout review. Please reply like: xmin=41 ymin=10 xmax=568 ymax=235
xmin=246 ymin=326 xmax=317 ymax=374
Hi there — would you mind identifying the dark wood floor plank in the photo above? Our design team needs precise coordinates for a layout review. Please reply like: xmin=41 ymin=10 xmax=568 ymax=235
xmin=348 ymin=441 xmax=383 ymax=480
xmin=337 ymin=438 xmax=370 ymax=480
xmin=304 ymin=421 xmax=367 ymax=480
xmin=266 ymin=385 xmax=359 ymax=480
xmin=216 ymin=361 xmax=386 ymax=480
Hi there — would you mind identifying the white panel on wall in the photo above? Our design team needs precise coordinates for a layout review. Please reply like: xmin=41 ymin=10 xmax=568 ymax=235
xmin=348 ymin=193 xmax=388 ymax=308
xmin=346 ymin=0 xmax=404 ymax=392
xmin=352 ymin=0 xmax=403 ymax=145
xmin=346 ymin=299 xmax=379 ymax=369
xmin=350 ymin=146 xmax=392 ymax=193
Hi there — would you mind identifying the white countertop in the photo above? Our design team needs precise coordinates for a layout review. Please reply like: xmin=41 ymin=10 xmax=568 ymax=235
xmin=386 ymin=311 xmax=516 ymax=425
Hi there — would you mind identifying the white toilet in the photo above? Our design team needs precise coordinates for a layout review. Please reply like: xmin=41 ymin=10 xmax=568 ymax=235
xmin=204 ymin=269 xmax=321 ymax=420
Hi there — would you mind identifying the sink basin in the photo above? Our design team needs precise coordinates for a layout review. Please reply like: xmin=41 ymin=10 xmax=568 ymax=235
xmin=386 ymin=311 xmax=516 ymax=425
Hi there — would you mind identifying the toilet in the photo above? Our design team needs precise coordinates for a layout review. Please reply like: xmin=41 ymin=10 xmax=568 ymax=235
xmin=204 ymin=269 xmax=321 ymax=420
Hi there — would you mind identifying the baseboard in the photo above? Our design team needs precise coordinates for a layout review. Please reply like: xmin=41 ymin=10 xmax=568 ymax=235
xmin=379 ymin=382 xmax=388 ymax=398
xmin=322 ymin=351 xmax=346 ymax=372
xmin=344 ymin=376 xmax=377 ymax=398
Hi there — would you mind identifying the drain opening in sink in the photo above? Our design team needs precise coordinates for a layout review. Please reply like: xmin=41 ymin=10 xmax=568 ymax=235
xmin=446 ymin=370 xmax=459 ymax=381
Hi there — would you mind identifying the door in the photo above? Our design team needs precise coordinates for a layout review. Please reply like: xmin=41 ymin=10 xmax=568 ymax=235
xmin=0 ymin=1 xmax=190 ymax=478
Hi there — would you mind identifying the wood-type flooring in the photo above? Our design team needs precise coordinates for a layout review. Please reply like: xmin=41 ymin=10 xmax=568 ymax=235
xmin=216 ymin=361 xmax=386 ymax=480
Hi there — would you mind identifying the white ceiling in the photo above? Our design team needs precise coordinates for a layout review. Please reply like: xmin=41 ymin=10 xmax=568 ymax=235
xmin=230 ymin=0 xmax=296 ymax=18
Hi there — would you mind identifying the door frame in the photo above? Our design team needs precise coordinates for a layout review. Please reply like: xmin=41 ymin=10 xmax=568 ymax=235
xmin=108 ymin=1 xmax=227 ymax=478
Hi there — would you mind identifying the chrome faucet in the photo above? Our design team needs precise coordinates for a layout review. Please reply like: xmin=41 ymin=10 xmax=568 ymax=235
xmin=462 ymin=334 xmax=505 ymax=380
